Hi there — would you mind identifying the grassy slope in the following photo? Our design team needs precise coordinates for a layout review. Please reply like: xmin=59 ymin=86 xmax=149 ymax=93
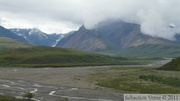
xmin=0 ymin=37 xmax=161 ymax=67
xmin=90 ymin=67 xmax=180 ymax=93
xmin=0 ymin=37 xmax=33 ymax=49
xmin=0 ymin=96 xmax=25 ymax=101
xmin=158 ymin=57 xmax=180 ymax=71
xmin=0 ymin=46 xmax=128 ymax=67
xmin=97 ymin=44 xmax=180 ymax=58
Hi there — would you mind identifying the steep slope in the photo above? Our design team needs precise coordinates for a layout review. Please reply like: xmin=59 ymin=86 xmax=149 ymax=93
xmin=0 ymin=26 xmax=27 ymax=42
xmin=56 ymin=25 xmax=117 ymax=51
xmin=96 ymin=21 xmax=170 ymax=48
xmin=10 ymin=28 xmax=63 ymax=46
xmin=52 ymin=31 xmax=74 ymax=47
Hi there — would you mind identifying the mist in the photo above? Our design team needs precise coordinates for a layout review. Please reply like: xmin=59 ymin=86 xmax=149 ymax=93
xmin=0 ymin=0 xmax=180 ymax=40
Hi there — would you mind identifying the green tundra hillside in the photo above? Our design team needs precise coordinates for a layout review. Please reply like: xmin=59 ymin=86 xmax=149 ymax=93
xmin=158 ymin=57 xmax=180 ymax=71
xmin=0 ymin=37 xmax=33 ymax=49
xmin=0 ymin=46 xmax=127 ymax=67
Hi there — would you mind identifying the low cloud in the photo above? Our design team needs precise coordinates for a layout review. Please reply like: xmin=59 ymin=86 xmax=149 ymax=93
xmin=0 ymin=0 xmax=180 ymax=39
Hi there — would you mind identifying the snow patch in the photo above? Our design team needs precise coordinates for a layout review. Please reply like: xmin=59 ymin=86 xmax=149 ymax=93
xmin=29 ymin=28 xmax=40 ymax=36
xmin=52 ymin=35 xmax=64 ymax=47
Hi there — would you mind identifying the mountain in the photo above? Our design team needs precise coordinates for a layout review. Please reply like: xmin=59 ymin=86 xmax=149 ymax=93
xmin=95 ymin=21 xmax=180 ymax=57
xmin=56 ymin=21 xmax=171 ymax=50
xmin=52 ymin=31 xmax=74 ymax=47
xmin=96 ymin=21 xmax=170 ymax=48
xmin=10 ymin=28 xmax=63 ymax=46
xmin=56 ymin=25 xmax=118 ymax=51
xmin=175 ymin=34 xmax=180 ymax=43
xmin=55 ymin=21 xmax=180 ymax=57
xmin=0 ymin=26 xmax=27 ymax=42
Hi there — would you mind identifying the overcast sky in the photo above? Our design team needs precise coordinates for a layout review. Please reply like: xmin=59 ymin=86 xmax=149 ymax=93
xmin=0 ymin=0 xmax=180 ymax=40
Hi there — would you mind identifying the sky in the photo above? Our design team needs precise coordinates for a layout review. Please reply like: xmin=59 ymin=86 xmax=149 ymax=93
xmin=0 ymin=0 xmax=180 ymax=40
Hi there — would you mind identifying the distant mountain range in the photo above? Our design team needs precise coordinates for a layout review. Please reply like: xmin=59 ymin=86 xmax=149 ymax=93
xmin=10 ymin=28 xmax=64 ymax=46
xmin=0 ymin=20 xmax=180 ymax=57
xmin=0 ymin=26 xmax=64 ymax=47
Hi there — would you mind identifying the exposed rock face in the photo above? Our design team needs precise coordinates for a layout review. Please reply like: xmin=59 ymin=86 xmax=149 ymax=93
xmin=56 ymin=21 xmax=170 ymax=51
xmin=56 ymin=25 xmax=112 ymax=51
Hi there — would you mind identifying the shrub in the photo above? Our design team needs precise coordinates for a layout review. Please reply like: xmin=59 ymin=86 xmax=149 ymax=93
xmin=22 ymin=92 xmax=34 ymax=101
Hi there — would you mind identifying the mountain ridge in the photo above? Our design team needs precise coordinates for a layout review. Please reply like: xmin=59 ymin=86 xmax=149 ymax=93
xmin=0 ymin=26 xmax=27 ymax=42
xmin=55 ymin=21 xmax=180 ymax=57
xmin=56 ymin=21 xmax=173 ymax=51
xmin=10 ymin=28 xmax=63 ymax=46
xmin=56 ymin=25 xmax=118 ymax=51
xmin=96 ymin=21 xmax=171 ymax=48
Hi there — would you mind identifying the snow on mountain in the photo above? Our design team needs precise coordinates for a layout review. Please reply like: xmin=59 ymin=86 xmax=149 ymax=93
xmin=0 ymin=26 xmax=27 ymax=42
xmin=10 ymin=28 xmax=63 ymax=46
xmin=52 ymin=34 xmax=65 ymax=47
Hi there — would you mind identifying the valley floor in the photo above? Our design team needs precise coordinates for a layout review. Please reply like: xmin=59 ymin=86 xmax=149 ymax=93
xmin=0 ymin=66 xmax=123 ymax=89
xmin=0 ymin=59 xmax=173 ymax=101
xmin=0 ymin=66 xmax=124 ymax=101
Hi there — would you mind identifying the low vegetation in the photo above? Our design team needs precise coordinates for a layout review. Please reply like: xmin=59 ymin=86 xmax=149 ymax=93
xmin=0 ymin=95 xmax=69 ymax=101
xmin=0 ymin=96 xmax=26 ymax=101
xmin=0 ymin=46 xmax=132 ymax=67
xmin=98 ymin=44 xmax=180 ymax=58
xmin=158 ymin=57 xmax=180 ymax=71
xmin=139 ymin=75 xmax=180 ymax=87
xmin=22 ymin=92 xmax=34 ymax=101
xmin=90 ymin=66 xmax=180 ymax=93
xmin=0 ymin=37 xmax=162 ymax=67
xmin=0 ymin=37 xmax=33 ymax=50
xmin=55 ymin=98 xmax=69 ymax=101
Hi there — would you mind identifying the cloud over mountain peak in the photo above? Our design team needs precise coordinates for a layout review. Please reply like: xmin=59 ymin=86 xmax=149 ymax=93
xmin=0 ymin=0 xmax=180 ymax=40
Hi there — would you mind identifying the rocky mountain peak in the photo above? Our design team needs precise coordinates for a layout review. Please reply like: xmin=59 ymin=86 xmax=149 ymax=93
xmin=78 ymin=25 xmax=86 ymax=31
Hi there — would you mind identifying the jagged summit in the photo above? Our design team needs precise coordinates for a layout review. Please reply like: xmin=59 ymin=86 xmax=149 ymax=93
xmin=29 ymin=28 xmax=42 ymax=35
xmin=79 ymin=25 xmax=86 ymax=30
xmin=55 ymin=24 xmax=114 ymax=51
